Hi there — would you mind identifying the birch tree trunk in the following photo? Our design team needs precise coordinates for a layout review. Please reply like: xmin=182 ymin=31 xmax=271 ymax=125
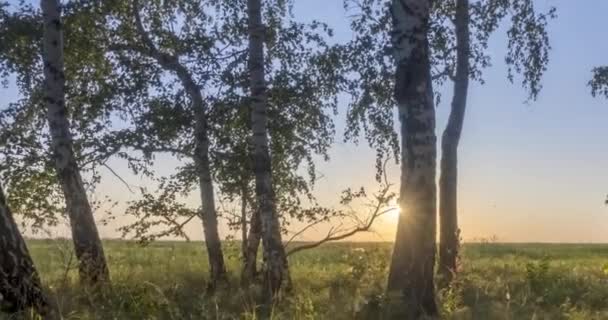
xmin=386 ymin=0 xmax=438 ymax=317
xmin=241 ymin=208 xmax=261 ymax=285
xmin=0 ymin=181 xmax=54 ymax=318
xmin=172 ymin=63 xmax=227 ymax=288
xmin=41 ymin=0 xmax=109 ymax=285
xmin=130 ymin=0 xmax=227 ymax=287
xmin=246 ymin=0 xmax=289 ymax=303
xmin=193 ymin=100 xmax=228 ymax=288
xmin=439 ymin=0 xmax=470 ymax=285
xmin=240 ymin=185 xmax=249 ymax=271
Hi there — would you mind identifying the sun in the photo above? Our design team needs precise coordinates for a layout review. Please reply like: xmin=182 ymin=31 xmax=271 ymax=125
xmin=385 ymin=199 xmax=401 ymax=221
xmin=387 ymin=207 xmax=401 ymax=220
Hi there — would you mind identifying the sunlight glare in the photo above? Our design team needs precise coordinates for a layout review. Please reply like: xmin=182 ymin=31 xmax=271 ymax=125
xmin=386 ymin=198 xmax=401 ymax=221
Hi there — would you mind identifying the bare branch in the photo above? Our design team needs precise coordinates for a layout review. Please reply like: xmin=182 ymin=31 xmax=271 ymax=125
xmin=102 ymin=163 xmax=134 ymax=193
xmin=286 ymin=173 xmax=395 ymax=257
xmin=284 ymin=219 xmax=325 ymax=249
xmin=154 ymin=213 xmax=197 ymax=242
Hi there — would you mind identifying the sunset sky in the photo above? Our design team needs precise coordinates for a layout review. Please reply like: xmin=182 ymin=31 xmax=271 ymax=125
xmin=4 ymin=0 xmax=608 ymax=243
xmin=289 ymin=0 xmax=608 ymax=242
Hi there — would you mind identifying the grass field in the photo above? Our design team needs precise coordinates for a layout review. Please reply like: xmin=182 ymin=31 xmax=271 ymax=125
xmin=13 ymin=240 xmax=608 ymax=319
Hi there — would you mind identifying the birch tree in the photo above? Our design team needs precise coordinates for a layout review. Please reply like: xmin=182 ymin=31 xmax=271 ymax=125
xmin=0 ymin=180 xmax=55 ymax=318
xmin=0 ymin=1 xmax=143 ymax=236
xmin=385 ymin=0 xmax=438 ymax=317
xmin=589 ymin=66 xmax=608 ymax=204
xmin=4 ymin=0 xmax=346 ymax=298
xmin=438 ymin=0 xmax=470 ymax=283
xmin=344 ymin=0 xmax=554 ymax=290
xmin=120 ymin=0 xmax=229 ymax=287
xmin=246 ymin=0 xmax=289 ymax=304
xmin=92 ymin=0 xmax=341 ymax=289
xmin=41 ymin=0 xmax=108 ymax=284
xmin=435 ymin=0 xmax=554 ymax=282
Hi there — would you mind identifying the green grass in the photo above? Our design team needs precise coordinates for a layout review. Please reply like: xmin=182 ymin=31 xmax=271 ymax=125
xmin=11 ymin=241 xmax=608 ymax=319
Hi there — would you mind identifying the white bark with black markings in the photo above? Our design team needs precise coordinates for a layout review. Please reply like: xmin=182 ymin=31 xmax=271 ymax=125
xmin=129 ymin=0 xmax=228 ymax=286
xmin=439 ymin=0 xmax=470 ymax=284
xmin=386 ymin=0 xmax=438 ymax=317
xmin=0 ymin=181 xmax=55 ymax=318
xmin=41 ymin=0 xmax=109 ymax=285
xmin=246 ymin=0 xmax=289 ymax=302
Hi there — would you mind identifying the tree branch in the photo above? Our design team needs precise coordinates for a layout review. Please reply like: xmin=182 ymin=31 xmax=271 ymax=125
xmin=102 ymin=163 xmax=134 ymax=193
xmin=284 ymin=218 xmax=325 ymax=249
xmin=286 ymin=159 xmax=395 ymax=257
xmin=130 ymin=0 xmax=198 ymax=91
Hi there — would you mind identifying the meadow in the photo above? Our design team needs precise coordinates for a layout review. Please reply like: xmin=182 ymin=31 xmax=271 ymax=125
xmin=13 ymin=240 xmax=608 ymax=319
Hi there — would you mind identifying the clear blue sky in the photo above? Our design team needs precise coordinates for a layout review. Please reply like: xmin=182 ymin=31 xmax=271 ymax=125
xmin=3 ymin=0 xmax=608 ymax=242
